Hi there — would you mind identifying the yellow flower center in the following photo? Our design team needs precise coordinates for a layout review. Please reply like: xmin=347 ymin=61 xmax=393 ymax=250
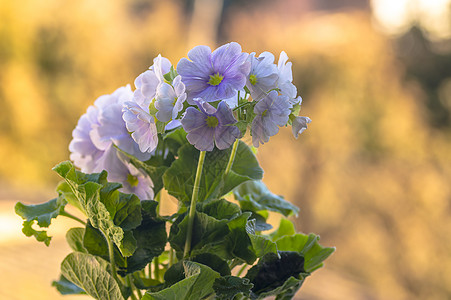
xmin=127 ymin=174 xmax=139 ymax=187
xmin=206 ymin=116 xmax=219 ymax=128
xmin=262 ymin=109 xmax=268 ymax=117
xmin=208 ymin=73 xmax=224 ymax=86
xmin=249 ymin=74 xmax=258 ymax=85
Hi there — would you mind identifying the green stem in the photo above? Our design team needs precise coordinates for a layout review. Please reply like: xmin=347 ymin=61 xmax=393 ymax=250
xmin=126 ymin=275 xmax=139 ymax=300
xmin=184 ymin=150 xmax=206 ymax=259
xmin=60 ymin=211 xmax=86 ymax=225
xmin=154 ymin=256 xmax=160 ymax=281
xmin=104 ymin=230 xmax=120 ymax=284
xmin=224 ymin=139 xmax=239 ymax=177
xmin=236 ymin=263 xmax=248 ymax=277
xmin=169 ymin=248 xmax=174 ymax=267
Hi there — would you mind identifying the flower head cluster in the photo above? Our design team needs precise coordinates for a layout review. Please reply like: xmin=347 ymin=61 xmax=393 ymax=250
xmin=69 ymin=86 xmax=153 ymax=199
xmin=69 ymin=42 xmax=311 ymax=197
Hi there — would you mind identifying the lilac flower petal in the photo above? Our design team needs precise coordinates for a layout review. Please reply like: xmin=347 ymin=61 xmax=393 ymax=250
xmin=292 ymin=116 xmax=311 ymax=139
xmin=180 ymin=107 xmax=206 ymax=132
xmin=123 ymin=101 xmax=158 ymax=154
xmin=186 ymin=125 xmax=215 ymax=151
xmin=215 ymin=101 xmax=237 ymax=125
xmin=214 ymin=125 xmax=240 ymax=150
xmin=251 ymin=116 xmax=269 ymax=147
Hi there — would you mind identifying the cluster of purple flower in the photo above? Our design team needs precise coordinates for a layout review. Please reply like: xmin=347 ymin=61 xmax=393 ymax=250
xmin=69 ymin=42 xmax=310 ymax=199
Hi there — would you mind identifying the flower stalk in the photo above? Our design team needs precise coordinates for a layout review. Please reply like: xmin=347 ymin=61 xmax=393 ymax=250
xmin=184 ymin=150 xmax=207 ymax=258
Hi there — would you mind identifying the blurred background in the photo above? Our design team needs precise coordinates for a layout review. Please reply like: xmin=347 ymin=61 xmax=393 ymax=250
xmin=1 ymin=0 xmax=451 ymax=299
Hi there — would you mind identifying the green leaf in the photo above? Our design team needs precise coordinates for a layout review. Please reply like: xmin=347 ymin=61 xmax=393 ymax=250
xmin=169 ymin=211 xmax=230 ymax=259
xmin=192 ymin=253 xmax=231 ymax=276
xmin=246 ymin=219 xmax=277 ymax=258
xmin=163 ymin=141 xmax=263 ymax=204
xmin=268 ymin=218 xmax=296 ymax=242
xmin=234 ymin=181 xmax=299 ymax=217
xmin=53 ymin=161 xmax=134 ymax=257
xmin=56 ymin=181 xmax=85 ymax=213
xmin=257 ymin=276 xmax=305 ymax=300
xmin=224 ymin=213 xmax=256 ymax=264
xmin=15 ymin=196 xmax=67 ymax=245
xmin=66 ymin=227 xmax=87 ymax=253
xmin=61 ymin=252 xmax=125 ymax=300
xmin=52 ymin=275 xmax=86 ymax=295
xmin=245 ymin=251 xmax=306 ymax=296
xmin=103 ymin=192 xmax=142 ymax=231
xmin=198 ymin=198 xmax=241 ymax=220
xmin=276 ymin=233 xmax=335 ymax=273
xmin=213 ymin=276 xmax=253 ymax=300
xmin=126 ymin=200 xmax=167 ymax=273
xmin=143 ymin=261 xmax=220 ymax=300
xmin=15 ymin=197 xmax=66 ymax=227
xmin=21 ymin=220 xmax=52 ymax=246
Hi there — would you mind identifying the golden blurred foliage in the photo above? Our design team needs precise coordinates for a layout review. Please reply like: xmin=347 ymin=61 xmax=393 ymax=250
xmin=1 ymin=0 xmax=451 ymax=299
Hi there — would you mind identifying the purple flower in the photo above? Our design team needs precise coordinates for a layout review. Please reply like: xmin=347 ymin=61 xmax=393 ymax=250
xmin=70 ymin=86 xmax=152 ymax=173
xmin=292 ymin=116 xmax=311 ymax=138
xmin=105 ymin=151 xmax=154 ymax=200
xmin=246 ymin=52 xmax=279 ymax=101
xmin=69 ymin=106 xmax=103 ymax=173
xmin=90 ymin=85 xmax=152 ymax=161
xmin=122 ymin=101 xmax=158 ymax=153
xmin=154 ymin=75 xmax=187 ymax=122
xmin=177 ymin=42 xmax=250 ymax=104
xmin=133 ymin=55 xmax=172 ymax=107
xmin=277 ymin=51 xmax=300 ymax=105
xmin=251 ymin=90 xmax=292 ymax=147
xmin=181 ymin=100 xmax=240 ymax=151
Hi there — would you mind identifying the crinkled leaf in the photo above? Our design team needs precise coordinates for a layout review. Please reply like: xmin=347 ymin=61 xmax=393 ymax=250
xmin=269 ymin=218 xmax=296 ymax=242
xmin=213 ymin=276 xmax=253 ymax=300
xmin=57 ymin=181 xmax=85 ymax=213
xmin=245 ymin=251 xmax=305 ymax=296
xmin=198 ymin=198 xmax=241 ymax=220
xmin=276 ymin=233 xmax=335 ymax=273
xmin=143 ymin=261 xmax=220 ymax=300
xmin=163 ymin=141 xmax=263 ymax=204
xmin=169 ymin=211 xmax=230 ymax=259
xmin=53 ymin=161 xmax=134 ymax=257
xmin=234 ymin=181 xmax=299 ymax=217
xmin=61 ymin=252 xmax=125 ymax=300
xmin=126 ymin=200 xmax=167 ymax=273
xmin=66 ymin=227 xmax=87 ymax=253
xmin=52 ymin=275 xmax=86 ymax=295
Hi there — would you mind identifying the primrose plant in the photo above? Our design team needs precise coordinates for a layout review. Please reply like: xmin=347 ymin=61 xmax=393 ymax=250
xmin=15 ymin=42 xmax=334 ymax=300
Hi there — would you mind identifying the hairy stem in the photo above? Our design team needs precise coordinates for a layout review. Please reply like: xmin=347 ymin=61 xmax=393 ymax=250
xmin=104 ymin=230 xmax=120 ymax=284
xmin=184 ymin=150 xmax=206 ymax=258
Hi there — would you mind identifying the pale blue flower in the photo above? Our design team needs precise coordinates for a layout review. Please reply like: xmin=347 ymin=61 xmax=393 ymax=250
xmin=246 ymin=52 xmax=279 ymax=101
xmin=122 ymin=101 xmax=158 ymax=153
xmin=105 ymin=151 xmax=154 ymax=200
xmin=177 ymin=42 xmax=250 ymax=104
xmin=292 ymin=116 xmax=311 ymax=138
xmin=69 ymin=105 xmax=103 ymax=173
xmin=155 ymin=75 xmax=187 ymax=122
xmin=90 ymin=85 xmax=152 ymax=161
xmin=133 ymin=55 xmax=172 ymax=107
xmin=277 ymin=51 xmax=301 ymax=105
xmin=181 ymin=100 xmax=240 ymax=151
xmin=251 ymin=90 xmax=292 ymax=147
